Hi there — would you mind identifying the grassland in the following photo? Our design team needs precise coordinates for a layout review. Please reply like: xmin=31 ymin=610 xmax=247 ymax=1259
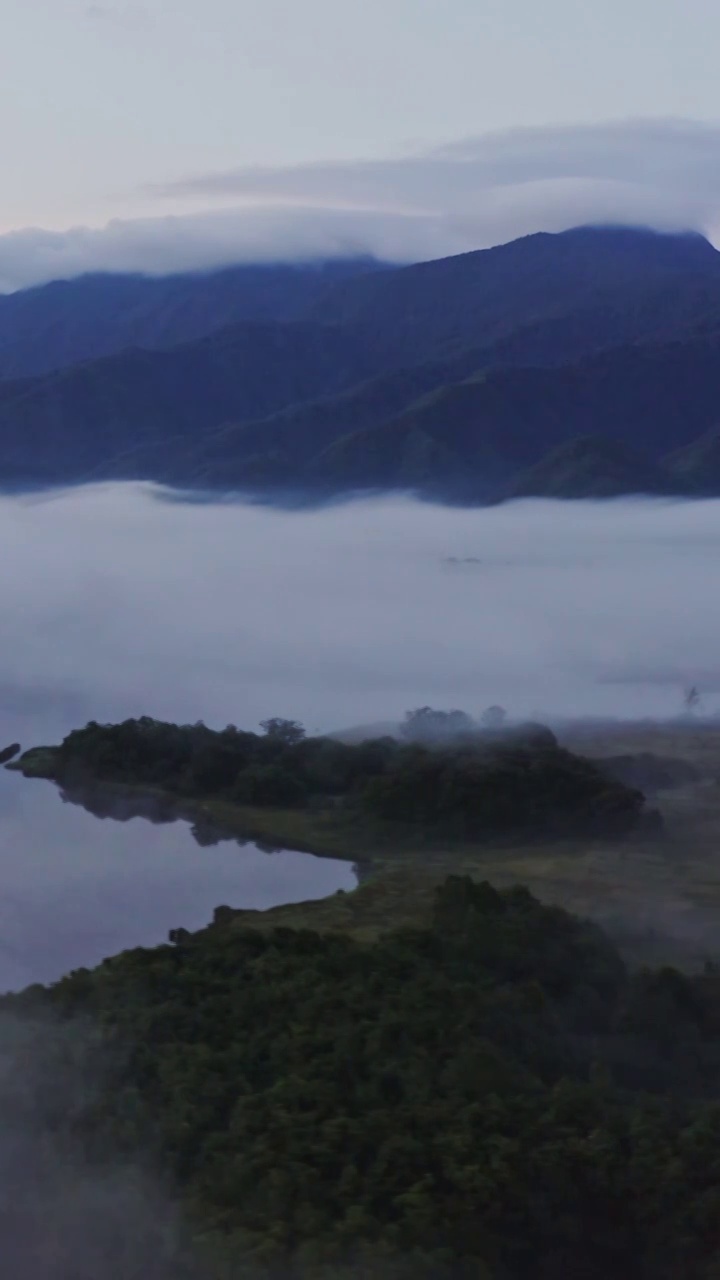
xmin=208 ymin=722 xmax=720 ymax=968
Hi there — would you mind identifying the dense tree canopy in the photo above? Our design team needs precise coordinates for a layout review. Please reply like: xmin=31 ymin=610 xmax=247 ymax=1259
xmin=8 ymin=876 xmax=720 ymax=1278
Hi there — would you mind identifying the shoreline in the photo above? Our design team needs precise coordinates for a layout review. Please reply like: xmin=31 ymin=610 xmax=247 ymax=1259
xmin=15 ymin=737 xmax=720 ymax=970
xmin=7 ymin=746 xmax=379 ymax=865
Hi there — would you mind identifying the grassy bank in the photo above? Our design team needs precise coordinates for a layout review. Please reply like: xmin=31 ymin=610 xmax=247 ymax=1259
xmin=185 ymin=738 xmax=720 ymax=971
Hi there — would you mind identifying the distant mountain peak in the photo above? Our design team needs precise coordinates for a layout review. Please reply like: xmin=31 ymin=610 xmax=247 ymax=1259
xmin=555 ymin=222 xmax=711 ymax=244
xmin=485 ymin=223 xmax=717 ymax=266
xmin=552 ymin=222 xmax=717 ymax=259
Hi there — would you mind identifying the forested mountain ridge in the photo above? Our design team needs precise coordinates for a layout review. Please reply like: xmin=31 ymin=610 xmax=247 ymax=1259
xmin=3 ymin=225 xmax=720 ymax=498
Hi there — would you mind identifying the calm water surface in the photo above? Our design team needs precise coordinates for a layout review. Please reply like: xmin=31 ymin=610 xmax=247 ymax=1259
xmin=0 ymin=766 xmax=355 ymax=991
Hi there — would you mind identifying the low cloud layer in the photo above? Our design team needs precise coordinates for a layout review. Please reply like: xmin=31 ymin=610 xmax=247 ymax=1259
xmin=3 ymin=118 xmax=720 ymax=289
xmin=157 ymin=118 xmax=720 ymax=228
xmin=3 ymin=484 xmax=720 ymax=736
xmin=0 ymin=207 xmax=446 ymax=293
xmin=84 ymin=2 xmax=149 ymax=24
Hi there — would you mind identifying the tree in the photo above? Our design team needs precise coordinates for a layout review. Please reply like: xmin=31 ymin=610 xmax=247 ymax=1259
xmin=683 ymin=686 xmax=701 ymax=716
xmin=235 ymin=764 xmax=308 ymax=807
xmin=481 ymin=705 xmax=507 ymax=730
xmin=259 ymin=718 xmax=306 ymax=746
xmin=400 ymin=707 xmax=473 ymax=743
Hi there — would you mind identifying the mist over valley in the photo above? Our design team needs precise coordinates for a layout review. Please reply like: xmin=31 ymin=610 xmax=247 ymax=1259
xmin=4 ymin=482 xmax=717 ymax=737
xmin=0 ymin=483 xmax=719 ymax=986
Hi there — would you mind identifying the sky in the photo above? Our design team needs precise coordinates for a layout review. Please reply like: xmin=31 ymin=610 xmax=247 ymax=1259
xmin=3 ymin=0 xmax=720 ymax=283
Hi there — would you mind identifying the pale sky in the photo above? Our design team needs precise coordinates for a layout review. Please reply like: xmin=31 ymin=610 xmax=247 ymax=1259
xmin=3 ymin=0 xmax=720 ymax=282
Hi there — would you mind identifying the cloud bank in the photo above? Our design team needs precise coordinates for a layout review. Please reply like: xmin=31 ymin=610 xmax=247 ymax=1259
xmin=84 ymin=2 xmax=150 ymax=24
xmin=2 ymin=484 xmax=720 ymax=737
xmin=3 ymin=118 xmax=720 ymax=289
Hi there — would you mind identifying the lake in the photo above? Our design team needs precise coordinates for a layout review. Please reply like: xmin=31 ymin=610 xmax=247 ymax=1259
xmin=0 ymin=766 xmax=356 ymax=990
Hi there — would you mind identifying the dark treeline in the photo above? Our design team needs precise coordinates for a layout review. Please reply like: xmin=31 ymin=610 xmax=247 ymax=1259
xmin=8 ymin=876 xmax=720 ymax=1278
xmin=43 ymin=712 xmax=650 ymax=840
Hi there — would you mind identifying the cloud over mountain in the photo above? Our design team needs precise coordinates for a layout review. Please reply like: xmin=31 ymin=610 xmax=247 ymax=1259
xmin=158 ymin=118 xmax=720 ymax=225
xmin=2 ymin=118 xmax=720 ymax=290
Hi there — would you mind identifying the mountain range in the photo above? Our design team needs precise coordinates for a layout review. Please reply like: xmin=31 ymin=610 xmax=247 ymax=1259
xmin=4 ymin=225 xmax=720 ymax=500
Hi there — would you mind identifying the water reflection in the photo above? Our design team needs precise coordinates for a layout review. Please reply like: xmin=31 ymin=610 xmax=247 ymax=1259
xmin=57 ymin=780 xmax=374 ymax=875
xmin=57 ymin=780 xmax=272 ymax=849
xmin=0 ymin=770 xmax=357 ymax=992
xmin=58 ymin=782 xmax=215 ymax=833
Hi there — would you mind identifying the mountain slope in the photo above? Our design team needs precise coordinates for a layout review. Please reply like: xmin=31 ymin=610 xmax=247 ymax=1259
xmin=4 ymin=324 xmax=720 ymax=497
xmin=507 ymin=435 xmax=679 ymax=499
xmin=304 ymin=379 xmax=510 ymax=498
xmin=0 ymin=225 xmax=717 ymax=383
xmin=0 ymin=321 xmax=378 ymax=479
xmin=314 ymin=225 xmax=720 ymax=363
xmin=172 ymin=226 xmax=720 ymax=491
xmin=283 ymin=336 xmax=720 ymax=499
xmin=0 ymin=258 xmax=383 ymax=377
xmin=664 ymin=427 xmax=720 ymax=494
xmin=179 ymin=354 xmax=484 ymax=486
xmin=2 ymin=226 xmax=720 ymax=498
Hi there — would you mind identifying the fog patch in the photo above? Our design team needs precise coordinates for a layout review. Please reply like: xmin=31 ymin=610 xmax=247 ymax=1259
xmin=0 ymin=485 xmax=718 ymax=742
xmin=0 ymin=1009 xmax=202 ymax=1278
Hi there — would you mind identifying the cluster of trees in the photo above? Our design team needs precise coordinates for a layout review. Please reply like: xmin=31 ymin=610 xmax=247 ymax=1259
xmin=362 ymin=740 xmax=648 ymax=839
xmin=54 ymin=716 xmax=394 ymax=812
xmin=50 ymin=712 xmax=649 ymax=840
xmin=10 ymin=875 xmax=720 ymax=1278
xmin=399 ymin=705 xmax=510 ymax=744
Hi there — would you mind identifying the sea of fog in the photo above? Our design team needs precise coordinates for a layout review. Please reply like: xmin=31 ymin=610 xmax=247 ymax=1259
xmin=4 ymin=482 xmax=720 ymax=733
xmin=0 ymin=481 xmax=719 ymax=988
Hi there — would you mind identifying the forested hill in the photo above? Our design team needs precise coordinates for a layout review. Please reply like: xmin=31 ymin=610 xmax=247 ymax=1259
xmin=9 ymin=874 xmax=720 ymax=1278
xmin=3 ymin=225 xmax=720 ymax=498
